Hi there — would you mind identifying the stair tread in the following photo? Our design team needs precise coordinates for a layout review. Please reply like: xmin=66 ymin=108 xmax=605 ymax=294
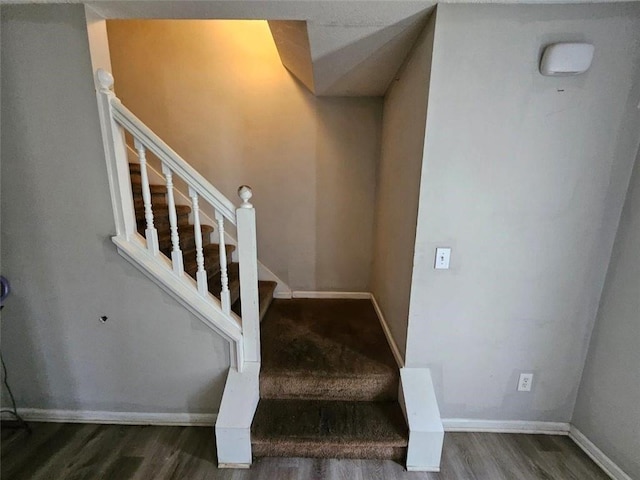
xmin=252 ymin=399 xmax=408 ymax=447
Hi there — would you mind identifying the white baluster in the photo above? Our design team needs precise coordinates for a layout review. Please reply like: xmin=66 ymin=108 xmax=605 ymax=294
xmin=161 ymin=163 xmax=184 ymax=275
xmin=216 ymin=211 xmax=231 ymax=315
xmin=236 ymin=185 xmax=260 ymax=363
xmin=134 ymin=138 xmax=159 ymax=255
xmin=189 ymin=187 xmax=208 ymax=296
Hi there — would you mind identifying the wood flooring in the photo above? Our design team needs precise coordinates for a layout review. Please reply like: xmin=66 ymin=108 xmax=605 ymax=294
xmin=1 ymin=422 xmax=610 ymax=480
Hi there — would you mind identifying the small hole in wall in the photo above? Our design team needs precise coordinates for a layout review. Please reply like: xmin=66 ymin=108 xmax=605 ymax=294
xmin=99 ymin=316 xmax=108 ymax=323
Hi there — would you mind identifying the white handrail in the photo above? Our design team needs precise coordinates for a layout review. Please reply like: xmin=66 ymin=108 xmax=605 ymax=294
xmin=111 ymin=99 xmax=237 ymax=224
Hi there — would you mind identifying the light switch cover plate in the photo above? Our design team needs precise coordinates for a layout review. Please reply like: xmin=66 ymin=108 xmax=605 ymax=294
xmin=434 ymin=248 xmax=451 ymax=269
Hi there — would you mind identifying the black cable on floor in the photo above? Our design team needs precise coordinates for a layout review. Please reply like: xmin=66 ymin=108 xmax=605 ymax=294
xmin=1 ymin=350 xmax=30 ymax=432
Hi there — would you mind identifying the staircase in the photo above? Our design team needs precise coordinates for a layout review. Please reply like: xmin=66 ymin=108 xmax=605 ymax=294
xmin=96 ymin=68 xmax=441 ymax=471
xmin=252 ymin=299 xmax=409 ymax=460
xmin=129 ymin=163 xmax=277 ymax=317
xmin=130 ymin=161 xmax=408 ymax=459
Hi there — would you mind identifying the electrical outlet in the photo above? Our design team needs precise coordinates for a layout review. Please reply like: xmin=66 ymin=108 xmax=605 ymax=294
xmin=518 ymin=373 xmax=533 ymax=392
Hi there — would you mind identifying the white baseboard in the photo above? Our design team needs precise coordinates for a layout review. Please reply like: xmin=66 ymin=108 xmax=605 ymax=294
xmin=273 ymin=291 xmax=293 ymax=299
xmin=4 ymin=408 xmax=217 ymax=427
xmin=569 ymin=426 xmax=633 ymax=480
xmin=370 ymin=294 xmax=405 ymax=368
xmin=286 ymin=291 xmax=372 ymax=299
xmin=442 ymin=418 xmax=570 ymax=435
xmin=407 ymin=466 xmax=440 ymax=472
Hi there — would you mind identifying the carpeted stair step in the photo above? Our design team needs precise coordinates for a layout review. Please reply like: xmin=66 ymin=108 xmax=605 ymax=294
xmin=182 ymin=243 xmax=235 ymax=280
xmin=251 ymin=399 xmax=408 ymax=460
xmin=232 ymin=280 xmax=278 ymax=322
xmin=208 ymin=262 xmax=241 ymax=304
xmin=133 ymin=195 xmax=168 ymax=211
xmin=129 ymin=166 xmax=170 ymax=204
xmin=157 ymin=224 xmax=214 ymax=255
xmin=131 ymin=182 xmax=167 ymax=202
xmin=259 ymin=299 xmax=399 ymax=401
xmin=135 ymin=204 xmax=191 ymax=230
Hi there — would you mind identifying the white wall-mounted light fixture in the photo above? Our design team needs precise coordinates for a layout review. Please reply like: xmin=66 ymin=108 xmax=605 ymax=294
xmin=540 ymin=43 xmax=594 ymax=76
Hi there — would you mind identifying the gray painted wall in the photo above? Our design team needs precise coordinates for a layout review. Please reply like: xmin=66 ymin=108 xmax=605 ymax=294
xmin=371 ymin=13 xmax=436 ymax=361
xmin=1 ymin=5 xmax=229 ymax=413
xmin=405 ymin=3 xmax=640 ymax=421
xmin=572 ymin=148 xmax=640 ymax=480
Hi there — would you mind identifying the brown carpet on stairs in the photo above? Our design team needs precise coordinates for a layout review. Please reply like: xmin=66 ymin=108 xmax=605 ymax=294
xmin=129 ymin=163 xmax=407 ymax=461
xmin=253 ymin=299 xmax=408 ymax=460
xmin=251 ymin=399 xmax=408 ymax=460
xmin=259 ymin=299 xmax=399 ymax=401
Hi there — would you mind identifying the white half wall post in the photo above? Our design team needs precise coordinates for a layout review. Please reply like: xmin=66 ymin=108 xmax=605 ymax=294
xmin=215 ymin=363 xmax=260 ymax=468
xmin=399 ymin=367 xmax=444 ymax=472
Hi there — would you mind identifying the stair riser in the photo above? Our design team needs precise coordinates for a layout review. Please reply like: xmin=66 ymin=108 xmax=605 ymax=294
xmin=133 ymin=196 xmax=168 ymax=209
xmin=131 ymin=181 xmax=165 ymax=193
xmin=260 ymin=376 xmax=398 ymax=402
xmin=209 ymin=281 xmax=241 ymax=305
xmin=251 ymin=443 xmax=406 ymax=461
xmin=158 ymin=230 xmax=213 ymax=255
xmin=136 ymin=212 xmax=190 ymax=229
xmin=130 ymin=174 xmax=166 ymax=190
xmin=183 ymin=254 xmax=232 ymax=280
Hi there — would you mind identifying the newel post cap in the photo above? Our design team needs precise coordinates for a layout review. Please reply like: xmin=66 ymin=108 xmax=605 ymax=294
xmin=96 ymin=68 xmax=114 ymax=92
xmin=238 ymin=185 xmax=253 ymax=208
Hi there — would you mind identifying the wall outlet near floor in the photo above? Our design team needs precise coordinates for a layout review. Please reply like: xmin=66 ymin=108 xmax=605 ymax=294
xmin=517 ymin=373 xmax=534 ymax=392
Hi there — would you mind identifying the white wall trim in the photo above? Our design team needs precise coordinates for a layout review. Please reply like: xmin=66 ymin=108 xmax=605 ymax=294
xmin=4 ymin=408 xmax=217 ymax=427
xmin=442 ymin=418 xmax=570 ymax=435
xmin=284 ymin=291 xmax=372 ymax=299
xmin=569 ymin=426 xmax=633 ymax=480
xmin=370 ymin=294 xmax=405 ymax=368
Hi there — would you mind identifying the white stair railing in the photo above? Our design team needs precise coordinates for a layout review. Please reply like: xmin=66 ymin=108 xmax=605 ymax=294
xmin=95 ymin=68 xmax=260 ymax=372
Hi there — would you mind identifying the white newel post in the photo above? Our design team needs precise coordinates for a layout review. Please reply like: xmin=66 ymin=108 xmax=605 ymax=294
xmin=236 ymin=186 xmax=260 ymax=364
xmin=95 ymin=69 xmax=136 ymax=239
